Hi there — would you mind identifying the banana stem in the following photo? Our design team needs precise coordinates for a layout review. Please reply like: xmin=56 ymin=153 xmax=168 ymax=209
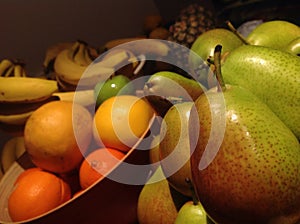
xmin=226 ymin=20 xmax=250 ymax=45
xmin=214 ymin=45 xmax=226 ymax=92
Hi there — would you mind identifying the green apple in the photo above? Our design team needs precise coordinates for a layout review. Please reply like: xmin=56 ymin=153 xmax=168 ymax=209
xmin=94 ymin=74 xmax=135 ymax=108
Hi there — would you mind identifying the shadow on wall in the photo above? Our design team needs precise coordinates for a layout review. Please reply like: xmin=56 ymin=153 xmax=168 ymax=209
xmin=0 ymin=0 xmax=159 ymax=75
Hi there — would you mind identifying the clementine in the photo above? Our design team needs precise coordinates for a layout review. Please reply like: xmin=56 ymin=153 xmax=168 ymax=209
xmin=93 ymin=95 xmax=154 ymax=152
xmin=24 ymin=101 xmax=93 ymax=173
xmin=79 ymin=148 xmax=125 ymax=189
xmin=8 ymin=168 xmax=71 ymax=222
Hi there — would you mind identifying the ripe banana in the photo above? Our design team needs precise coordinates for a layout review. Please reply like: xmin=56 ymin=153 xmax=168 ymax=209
xmin=0 ymin=111 xmax=33 ymax=125
xmin=103 ymin=37 xmax=147 ymax=50
xmin=13 ymin=64 xmax=27 ymax=77
xmin=1 ymin=136 xmax=26 ymax=173
xmin=70 ymin=41 xmax=93 ymax=66
xmin=54 ymin=41 xmax=99 ymax=86
xmin=43 ymin=42 xmax=74 ymax=71
xmin=0 ymin=59 xmax=14 ymax=77
xmin=54 ymin=48 xmax=89 ymax=85
xmin=0 ymin=77 xmax=58 ymax=103
xmin=2 ymin=64 xmax=15 ymax=77
xmin=103 ymin=37 xmax=170 ymax=57
xmin=0 ymin=59 xmax=27 ymax=77
xmin=111 ymin=39 xmax=170 ymax=57
xmin=52 ymin=89 xmax=95 ymax=108
xmin=0 ymin=90 xmax=95 ymax=126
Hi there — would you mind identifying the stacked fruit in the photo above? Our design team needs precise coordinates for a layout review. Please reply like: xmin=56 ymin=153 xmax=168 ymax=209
xmin=0 ymin=12 xmax=299 ymax=224
xmin=0 ymin=76 xmax=58 ymax=130
xmin=1 ymin=93 xmax=154 ymax=222
xmin=136 ymin=19 xmax=300 ymax=224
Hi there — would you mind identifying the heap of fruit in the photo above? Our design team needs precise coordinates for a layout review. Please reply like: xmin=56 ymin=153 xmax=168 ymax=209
xmin=1 ymin=94 xmax=154 ymax=222
xmin=136 ymin=19 xmax=300 ymax=224
xmin=0 ymin=6 xmax=300 ymax=223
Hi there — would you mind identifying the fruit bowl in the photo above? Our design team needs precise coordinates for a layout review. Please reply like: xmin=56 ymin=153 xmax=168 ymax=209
xmin=0 ymin=116 xmax=155 ymax=224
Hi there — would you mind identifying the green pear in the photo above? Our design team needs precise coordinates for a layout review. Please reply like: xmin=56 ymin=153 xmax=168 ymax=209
xmin=137 ymin=166 xmax=178 ymax=224
xmin=143 ymin=71 xmax=206 ymax=102
xmin=221 ymin=44 xmax=300 ymax=139
xmin=246 ymin=20 xmax=300 ymax=50
xmin=175 ymin=201 xmax=207 ymax=224
xmin=149 ymin=135 xmax=160 ymax=165
xmin=189 ymin=28 xmax=244 ymax=87
xmin=190 ymin=83 xmax=300 ymax=224
xmin=174 ymin=178 xmax=211 ymax=224
xmin=190 ymin=28 xmax=244 ymax=63
xmin=286 ymin=37 xmax=300 ymax=56
xmin=159 ymin=101 xmax=194 ymax=197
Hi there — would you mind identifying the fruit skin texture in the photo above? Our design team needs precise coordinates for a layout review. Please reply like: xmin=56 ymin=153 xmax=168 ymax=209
xmin=246 ymin=20 xmax=300 ymax=51
xmin=286 ymin=37 xmax=300 ymax=56
xmin=174 ymin=201 xmax=207 ymax=224
xmin=24 ymin=101 xmax=93 ymax=173
xmin=137 ymin=166 xmax=178 ymax=224
xmin=94 ymin=74 xmax=135 ymax=108
xmin=190 ymin=28 xmax=244 ymax=64
xmin=189 ymin=28 xmax=244 ymax=87
xmin=149 ymin=135 xmax=160 ymax=165
xmin=143 ymin=71 xmax=206 ymax=101
xmin=222 ymin=44 xmax=300 ymax=139
xmin=8 ymin=168 xmax=71 ymax=222
xmin=93 ymin=95 xmax=154 ymax=152
xmin=190 ymin=85 xmax=300 ymax=224
xmin=79 ymin=148 xmax=125 ymax=189
xmin=159 ymin=102 xmax=194 ymax=197
xmin=0 ymin=77 xmax=58 ymax=103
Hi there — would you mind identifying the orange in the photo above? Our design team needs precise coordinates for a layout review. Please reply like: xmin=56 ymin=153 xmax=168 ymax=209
xmin=14 ymin=167 xmax=43 ymax=184
xmin=24 ymin=101 xmax=93 ymax=173
xmin=93 ymin=95 xmax=154 ymax=152
xmin=79 ymin=148 xmax=125 ymax=189
xmin=8 ymin=168 xmax=71 ymax=222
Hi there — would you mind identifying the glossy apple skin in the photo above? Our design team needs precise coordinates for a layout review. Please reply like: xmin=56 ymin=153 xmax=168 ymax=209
xmin=94 ymin=75 xmax=135 ymax=108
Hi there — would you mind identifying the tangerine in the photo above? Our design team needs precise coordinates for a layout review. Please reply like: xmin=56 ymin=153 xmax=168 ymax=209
xmin=93 ymin=95 xmax=154 ymax=152
xmin=79 ymin=148 xmax=125 ymax=189
xmin=24 ymin=101 xmax=93 ymax=173
xmin=8 ymin=168 xmax=71 ymax=222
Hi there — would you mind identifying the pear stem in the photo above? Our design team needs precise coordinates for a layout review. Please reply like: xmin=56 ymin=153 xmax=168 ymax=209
xmin=185 ymin=178 xmax=199 ymax=206
xmin=226 ymin=20 xmax=250 ymax=45
xmin=214 ymin=45 xmax=226 ymax=92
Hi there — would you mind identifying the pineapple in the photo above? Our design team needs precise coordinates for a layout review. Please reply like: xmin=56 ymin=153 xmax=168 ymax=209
xmin=168 ymin=3 xmax=216 ymax=48
xmin=165 ymin=3 xmax=216 ymax=79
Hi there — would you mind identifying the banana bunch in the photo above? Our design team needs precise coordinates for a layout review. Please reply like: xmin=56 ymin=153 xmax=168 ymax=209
xmin=0 ymin=59 xmax=27 ymax=77
xmin=53 ymin=40 xmax=102 ymax=90
xmin=0 ymin=77 xmax=59 ymax=128
xmin=43 ymin=42 xmax=74 ymax=77
xmin=53 ymin=39 xmax=146 ymax=90
xmin=0 ymin=136 xmax=26 ymax=176
xmin=103 ymin=37 xmax=170 ymax=57
xmin=101 ymin=37 xmax=176 ymax=78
